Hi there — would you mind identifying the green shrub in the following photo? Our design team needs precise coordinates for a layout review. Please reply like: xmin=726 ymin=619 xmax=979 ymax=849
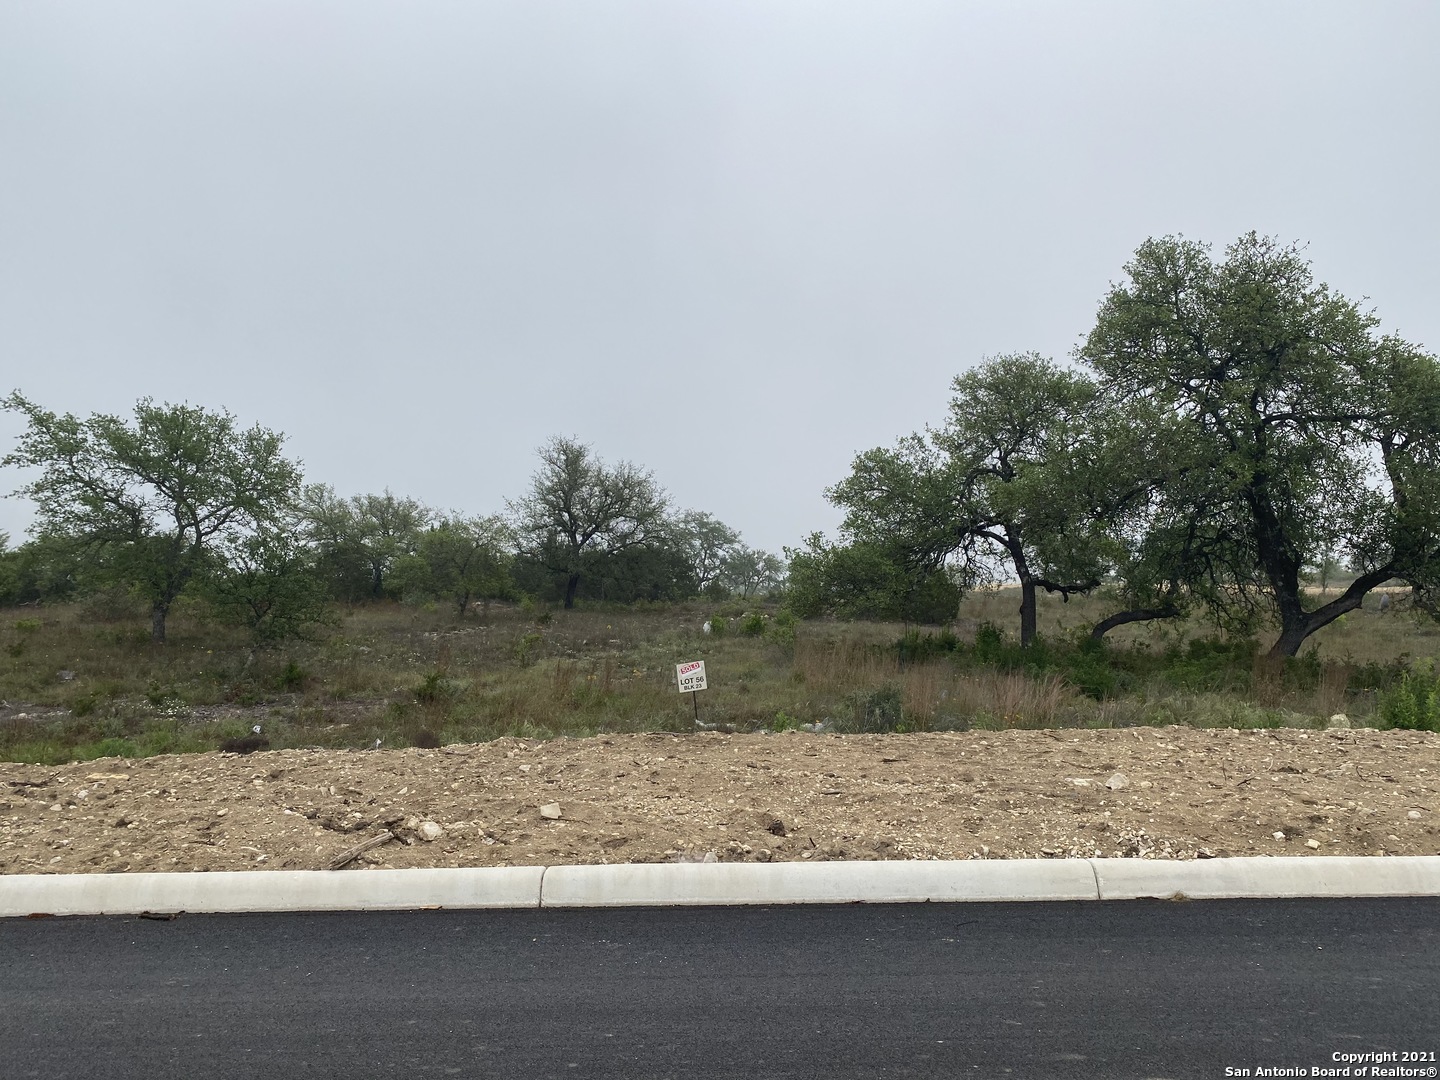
xmin=514 ymin=631 xmax=544 ymax=666
xmin=1161 ymin=636 xmax=1257 ymax=693
xmin=414 ymin=670 xmax=458 ymax=705
xmin=771 ymin=710 xmax=802 ymax=731
xmin=842 ymin=684 xmax=905 ymax=733
xmin=973 ymin=622 xmax=1005 ymax=664
xmin=707 ymin=615 xmax=729 ymax=637
xmin=767 ymin=609 xmax=798 ymax=650
xmin=741 ymin=612 xmax=767 ymax=636
xmin=1379 ymin=663 xmax=1440 ymax=731
xmin=897 ymin=628 xmax=960 ymax=665
xmin=1350 ymin=657 xmax=1412 ymax=692
xmin=277 ymin=660 xmax=308 ymax=692
xmin=1063 ymin=642 xmax=1118 ymax=700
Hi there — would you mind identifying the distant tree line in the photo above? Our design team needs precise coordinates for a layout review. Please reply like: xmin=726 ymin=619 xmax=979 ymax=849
xmin=788 ymin=233 xmax=1440 ymax=658
xmin=0 ymin=407 xmax=785 ymax=643
xmin=7 ymin=233 xmax=1437 ymax=660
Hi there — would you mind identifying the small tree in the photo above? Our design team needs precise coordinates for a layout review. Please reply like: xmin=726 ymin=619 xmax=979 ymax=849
xmin=720 ymin=544 xmax=787 ymax=598
xmin=785 ymin=533 xmax=960 ymax=623
xmin=828 ymin=355 xmax=1110 ymax=645
xmin=2 ymin=395 xmax=302 ymax=642
xmin=509 ymin=437 xmax=669 ymax=609
xmin=202 ymin=524 xmax=333 ymax=642
xmin=299 ymin=485 xmax=430 ymax=601
xmin=671 ymin=510 xmax=741 ymax=594
xmin=395 ymin=514 xmax=514 ymax=618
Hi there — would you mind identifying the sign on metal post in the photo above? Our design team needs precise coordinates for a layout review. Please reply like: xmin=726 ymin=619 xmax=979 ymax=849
xmin=675 ymin=661 xmax=707 ymax=693
xmin=676 ymin=660 xmax=707 ymax=726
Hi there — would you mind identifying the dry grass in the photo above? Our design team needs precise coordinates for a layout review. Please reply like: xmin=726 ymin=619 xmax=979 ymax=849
xmin=2 ymin=587 xmax=1438 ymax=763
xmin=792 ymin=639 xmax=1078 ymax=730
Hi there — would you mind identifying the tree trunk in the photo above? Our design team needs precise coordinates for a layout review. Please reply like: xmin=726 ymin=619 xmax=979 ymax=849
xmin=1007 ymin=535 xmax=1039 ymax=647
xmin=1018 ymin=579 xmax=1037 ymax=647
xmin=151 ymin=604 xmax=168 ymax=644
xmin=563 ymin=573 xmax=580 ymax=609
xmin=1266 ymin=569 xmax=1393 ymax=658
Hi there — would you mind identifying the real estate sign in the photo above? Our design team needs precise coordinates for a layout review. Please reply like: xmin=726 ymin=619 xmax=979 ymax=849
xmin=675 ymin=660 xmax=707 ymax=693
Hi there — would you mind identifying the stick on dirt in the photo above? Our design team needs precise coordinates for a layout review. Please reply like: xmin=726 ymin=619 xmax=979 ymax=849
xmin=327 ymin=830 xmax=395 ymax=871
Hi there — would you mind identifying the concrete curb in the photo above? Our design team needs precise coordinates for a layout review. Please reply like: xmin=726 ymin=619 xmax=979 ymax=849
xmin=1091 ymin=855 xmax=1440 ymax=900
xmin=540 ymin=859 xmax=1099 ymax=907
xmin=3 ymin=857 xmax=1439 ymax=918
xmin=0 ymin=867 xmax=545 ymax=916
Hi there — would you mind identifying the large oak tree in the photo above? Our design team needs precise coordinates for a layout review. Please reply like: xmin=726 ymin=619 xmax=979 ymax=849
xmin=1079 ymin=233 xmax=1440 ymax=657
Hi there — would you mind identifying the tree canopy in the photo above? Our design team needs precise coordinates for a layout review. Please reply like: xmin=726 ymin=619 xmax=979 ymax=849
xmin=509 ymin=436 xmax=671 ymax=609
xmin=2 ymin=394 xmax=302 ymax=642
xmin=820 ymin=354 xmax=1113 ymax=642
xmin=1078 ymin=233 xmax=1440 ymax=656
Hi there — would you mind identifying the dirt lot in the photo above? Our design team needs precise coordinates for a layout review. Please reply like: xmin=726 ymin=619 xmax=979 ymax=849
xmin=3 ymin=726 xmax=1438 ymax=874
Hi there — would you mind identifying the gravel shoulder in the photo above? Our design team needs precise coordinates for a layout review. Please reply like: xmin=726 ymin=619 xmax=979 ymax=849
xmin=3 ymin=727 xmax=1438 ymax=874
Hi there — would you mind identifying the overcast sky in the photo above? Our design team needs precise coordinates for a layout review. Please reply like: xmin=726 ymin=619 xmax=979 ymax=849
xmin=2 ymin=1 xmax=1436 ymax=554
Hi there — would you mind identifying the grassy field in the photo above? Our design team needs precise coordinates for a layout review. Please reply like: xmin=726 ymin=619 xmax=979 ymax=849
xmin=1 ymin=585 xmax=1437 ymax=765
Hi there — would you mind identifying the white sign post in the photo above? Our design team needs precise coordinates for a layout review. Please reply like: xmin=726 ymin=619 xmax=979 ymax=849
xmin=676 ymin=660 xmax=707 ymax=724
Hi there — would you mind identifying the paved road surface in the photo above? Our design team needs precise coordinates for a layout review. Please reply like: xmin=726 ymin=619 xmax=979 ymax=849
xmin=3 ymin=898 xmax=1436 ymax=1079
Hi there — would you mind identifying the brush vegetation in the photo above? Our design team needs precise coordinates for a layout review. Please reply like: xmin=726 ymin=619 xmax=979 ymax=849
xmin=2 ymin=584 xmax=1437 ymax=765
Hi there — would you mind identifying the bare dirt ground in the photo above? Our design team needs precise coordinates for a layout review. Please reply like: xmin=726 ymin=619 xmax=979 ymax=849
xmin=3 ymin=727 xmax=1438 ymax=875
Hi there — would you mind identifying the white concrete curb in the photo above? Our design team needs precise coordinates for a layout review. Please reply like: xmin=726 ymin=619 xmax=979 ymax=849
xmin=539 ymin=859 xmax=1099 ymax=907
xmin=3 ymin=857 xmax=1439 ymax=918
xmin=0 ymin=867 xmax=545 ymax=916
xmin=1091 ymin=856 xmax=1440 ymax=900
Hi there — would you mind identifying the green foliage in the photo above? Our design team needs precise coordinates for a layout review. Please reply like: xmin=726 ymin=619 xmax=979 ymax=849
xmin=277 ymin=661 xmax=309 ymax=693
xmin=719 ymin=544 xmax=787 ymax=598
xmin=767 ymin=609 xmax=799 ymax=651
xmin=785 ymin=533 xmax=960 ymax=623
xmin=770 ymin=710 xmax=803 ymax=732
xmin=299 ymin=486 xmax=431 ymax=601
xmin=202 ymin=526 xmax=333 ymax=643
xmin=896 ymin=628 xmax=960 ymax=665
xmin=1379 ymin=663 xmax=1440 ymax=731
xmin=1062 ymin=640 xmax=1118 ymax=700
xmin=972 ymin=622 xmax=1005 ymax=664
xmin=391 ymin=513 xmax=514 ymax=616
xmin=740 ymin=611 xmax=767 ymax=636
xmin=2 ymin=394 xmax=302 ymax=642
xmin=1160 ymin=637 xmax=1258 ymax=694
xmin=414 ymin=670 xmax=459 ymax=705
xmin=841 ymin=684 xmax=906 ymax=733
xmin=510 ymin=436 xmax=670 ymax=609
xmin=1080 ymin=233 xmax=1440 ymax=657
xmin=514 ymin=631 xmax=544 ymax=667
xmin=671 ymin=510 xmax=740 ymax=594
xmin=707 ymin=615 xmax=729 ymax=637
xmin=824 ymin=355 xmax=1111 ymax=646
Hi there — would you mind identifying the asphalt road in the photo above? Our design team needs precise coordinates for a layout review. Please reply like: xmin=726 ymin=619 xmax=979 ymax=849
xmin=2 ymin=898 xmax=1436 ymax=1080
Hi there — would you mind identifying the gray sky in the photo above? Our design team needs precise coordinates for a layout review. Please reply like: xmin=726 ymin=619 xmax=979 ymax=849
xmin=2 ymin=1 xmax=1436 ymax=555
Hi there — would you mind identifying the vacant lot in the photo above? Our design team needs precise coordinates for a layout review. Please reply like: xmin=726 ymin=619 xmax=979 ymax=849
xmin=2 ymin=590 xmax=1437 ymax=874
xmin=2 ymin=587 xmax=1436 ymax=767
xmin=3 ymin=725 xmax=1437 ymax=874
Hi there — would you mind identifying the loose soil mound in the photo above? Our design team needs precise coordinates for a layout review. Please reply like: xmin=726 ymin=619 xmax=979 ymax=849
xmin=3 ymin=727 xmax=1437 ymax=874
